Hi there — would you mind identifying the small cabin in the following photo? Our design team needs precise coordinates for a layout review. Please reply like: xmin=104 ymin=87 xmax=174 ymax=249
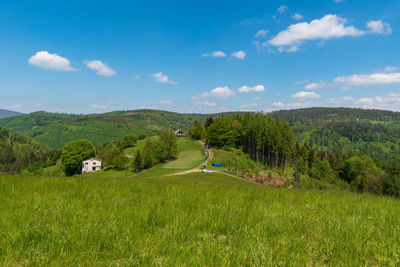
xmin=82 ymin=158 xmax=103 ymax=173
xmin=175 ymin=130 xmax=186 ymax=137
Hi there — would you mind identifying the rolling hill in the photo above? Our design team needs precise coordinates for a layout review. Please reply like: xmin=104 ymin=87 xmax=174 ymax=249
xmin=0 ymin=126 xmax=48 ymax=164
xmin=0 ymin=110 xmax=217 ymax=149
xmin=1 ymin=107 xmax=400 ymax=162
xmin=269 ymin=107 xmax=400 ymax=161
xmin=0 ymin=109 xmax=22 ymax=119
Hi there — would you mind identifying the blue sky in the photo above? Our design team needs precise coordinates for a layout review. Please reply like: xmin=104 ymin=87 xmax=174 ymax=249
xmin=1 ymin=0 xmax=399 ymax=114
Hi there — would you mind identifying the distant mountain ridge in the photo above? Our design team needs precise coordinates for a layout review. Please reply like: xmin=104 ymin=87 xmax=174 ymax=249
xmin=0 ymin=109 xmax=22 ymax=119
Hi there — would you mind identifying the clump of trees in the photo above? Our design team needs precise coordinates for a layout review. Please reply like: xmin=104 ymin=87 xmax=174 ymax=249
xmin=131 ymin=129 xmax=178 ymax=172
xmin=206 ymin=114 xmax=294 ymax=167
xmin=61 ymin=139 xmax=95 ymax=176
xmin=189 ymin=121 xmax=206 ymax=140
xmin=121 ymin=133 xmax=137 ymax=148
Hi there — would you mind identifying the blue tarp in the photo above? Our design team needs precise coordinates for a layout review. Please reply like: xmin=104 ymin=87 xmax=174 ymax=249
xmin=212 ymin=163 xmax=222 ymax=167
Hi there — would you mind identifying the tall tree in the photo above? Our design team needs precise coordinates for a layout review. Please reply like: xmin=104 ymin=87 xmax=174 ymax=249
xmin=61 ymin=139 xmax=95 ymax=176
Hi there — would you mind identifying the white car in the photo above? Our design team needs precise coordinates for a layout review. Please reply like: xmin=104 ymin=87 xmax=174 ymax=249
xmin=202 ymin=169 xmax=214 ymax=173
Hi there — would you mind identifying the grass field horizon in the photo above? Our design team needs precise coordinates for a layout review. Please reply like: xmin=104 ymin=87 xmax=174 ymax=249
xmin=1 ymin=171 xmax=399 ymax=265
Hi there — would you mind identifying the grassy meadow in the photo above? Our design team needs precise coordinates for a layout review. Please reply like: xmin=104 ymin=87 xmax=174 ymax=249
xmin=1 ymin=170 xmax=400 ymax=265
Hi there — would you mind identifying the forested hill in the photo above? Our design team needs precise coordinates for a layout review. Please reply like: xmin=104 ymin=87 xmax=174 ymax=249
xmin=269 ymin=107 xmax=400 ymax=161
xmin=0 ymin=126 xmax=48 ymax=169
xmin=0 ymin=109 xmax=22 ymax=119
xmin=0 ymin=110 xmax=241 ymax=149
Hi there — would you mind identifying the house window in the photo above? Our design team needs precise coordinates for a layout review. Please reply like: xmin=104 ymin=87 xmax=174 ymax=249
xmin=93 ymin=162 xmax=96 ymax=165
xmin=85 ymin=162 xmax=88 ymax=165
xmin=92 ymin=167 xmax=96 ymax=171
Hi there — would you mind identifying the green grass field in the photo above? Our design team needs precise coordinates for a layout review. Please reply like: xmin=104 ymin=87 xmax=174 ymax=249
xmin=163 ymin=137 xmax=204 ymax=169
xmin=1 ymin=170 xmax=400 ymax=265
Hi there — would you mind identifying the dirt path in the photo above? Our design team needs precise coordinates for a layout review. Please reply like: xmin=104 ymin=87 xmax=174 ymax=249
xmin=166 ymin=145 xmax=212 ymax=176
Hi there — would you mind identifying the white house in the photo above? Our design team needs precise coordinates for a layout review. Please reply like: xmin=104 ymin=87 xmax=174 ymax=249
xmin=82 ymin=158 xmax=103 ymax=173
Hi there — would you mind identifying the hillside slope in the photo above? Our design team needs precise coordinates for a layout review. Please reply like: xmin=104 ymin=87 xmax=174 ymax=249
xmin=269 ymin=107 xmax=400 ymax=161
xmin=0 ymin=109 xmax=22 ymax=119
xmin=0 ymin=110 xmax=212 ymax=149
xmin=0 ymin=126 xmax=48 ymax=163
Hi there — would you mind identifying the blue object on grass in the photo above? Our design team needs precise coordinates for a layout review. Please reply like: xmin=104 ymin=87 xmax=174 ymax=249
xmin=212 ymin=163 xmax=222 ymax=167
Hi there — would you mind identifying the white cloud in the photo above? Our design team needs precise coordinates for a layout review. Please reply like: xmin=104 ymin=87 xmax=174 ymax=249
xmin=367 ymin=20 xmax=392 ymax=34
xmin=210 ymin=86 xmax=235 ymax=98
xmin=193 ymin=101 xmax=218 ymax=107
xmin=151 ymin=72 xmax=178 ymax=84
xmin=159 ymin=100 xmax=173 ymax=105
xmin=291 ymin=91 xmax=321 ymax=99
xmin=83 ymin=60 xmax=116 ymax=76
xmin=268 ymin=15 xmax=392 ymax=52
xmin=277 ymin=5 xmax=288 ymax=14
xmin=231 ymin=50 xmax=246 ymax=59
xmin=238 ymin=85 xmax=265 ymax=93
xmin=202 ymin=51 xmax=226 ymax=57
xmin=292 ymin=13 xmax=303 ymax=21
xmin=90 ymin=104 xmax=108 ymax=109
xmin=334 ymin=0 xmax=342 ymax=3
xmin=255 ymin=29 xmax=269 ymax=38
xmin=28 ymin=51 xmax=76 ymax=71
xmin=269 ymin=15 xmax=365 ymax=49
xmin=253 ymin=96 xmax=262 ymax=101
xmin=134 ymin=74 xmax=141 ymax=80
xmin=304 ymin=82 xmax=322 ymax=90
xmin=333 ymin=72 xmax=400 ymax=87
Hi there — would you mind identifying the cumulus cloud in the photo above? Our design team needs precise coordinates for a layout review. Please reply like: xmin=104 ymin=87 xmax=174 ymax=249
xmin=159 ymin=100 xmax=173 ymax=105
xmin=210 ymin=86 xmax=235 ymax=98
xmin=367 ymin=20 xmax=392 ymax=34
xmin=352 ymin=93 xmax=400 ymax=110
xmin=83 ymin=60 xmax=116 ymax=76
xmin=291 ymin=91 xmax=321 ymax=99
xmin=333 ymin=72 xmax=400 ymax=87
xmin=255 ymin=29 xmax=269 ymax=38
xmin=238 ymin=85 xmax=265 ymax=93
xmin=151 ymin=72 xmax=178 ymax=84
xmin=231 ymin=50 xmax=246 ymax=59
xmin=202 ymin=51 xmax=226 ymax=57
xmin=268 ymin=15 xmax=391 ymax=52
xmin=28 ymin=51 xmax=76 ymax=71
xmin=304 ymin=82 xmax=322 ymax=90
xmin=292 ymin=13 xmax=303 ymax=21
xmin=277 ymin=5 xmax=288 ymax=14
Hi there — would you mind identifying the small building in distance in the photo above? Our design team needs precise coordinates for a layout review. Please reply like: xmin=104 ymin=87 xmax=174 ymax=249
xmin=175 ymin=130 xmax=186 ymax=137
xmin=82 ymin=158 xmax=103 ymax=173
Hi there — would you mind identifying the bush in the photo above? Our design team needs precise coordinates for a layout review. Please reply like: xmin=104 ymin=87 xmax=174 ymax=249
xmin=121 ymin=133 xmax=138 ymax=148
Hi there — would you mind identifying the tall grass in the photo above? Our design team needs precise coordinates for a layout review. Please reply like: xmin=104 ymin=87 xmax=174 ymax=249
xmin=0 ymin=173 xmax=399 ymax=265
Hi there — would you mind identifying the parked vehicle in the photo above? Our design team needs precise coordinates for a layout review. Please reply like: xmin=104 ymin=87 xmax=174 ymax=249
xmin=202 ymin=169 xmax=214 ymax=173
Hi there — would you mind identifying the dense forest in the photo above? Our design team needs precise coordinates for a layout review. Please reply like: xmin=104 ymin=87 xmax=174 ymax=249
xmin=269 ymin=108 xmax=400 ymax=161
xmin=0 ymin=126 xmax=50 ymax=173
